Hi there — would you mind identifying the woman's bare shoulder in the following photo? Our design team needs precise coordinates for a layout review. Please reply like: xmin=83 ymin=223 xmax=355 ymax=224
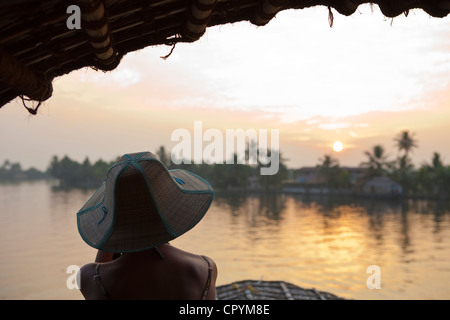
xmin=79 ymin=263 xmax=98 ymax=299
xmin=162 ymin=245 xmax=216 ymax=269
xmin=80 ymin=263 xmax=96 ymax=279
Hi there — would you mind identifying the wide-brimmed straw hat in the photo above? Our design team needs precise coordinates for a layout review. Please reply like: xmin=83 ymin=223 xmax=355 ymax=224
xmin=77 ymin=151 xmax=214 ymax=253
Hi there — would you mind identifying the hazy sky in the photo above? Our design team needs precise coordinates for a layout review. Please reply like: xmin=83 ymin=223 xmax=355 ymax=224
xmin=1 ymin=5 xmax=449 ymax=171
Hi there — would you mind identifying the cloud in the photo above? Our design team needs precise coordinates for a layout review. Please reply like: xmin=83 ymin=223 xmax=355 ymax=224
xmin=77 ymin=66 xmax=142 ymax=88
xmin=2 ymin=5 xmax=449 ymax=171
xmin=318 ymin=122 xmax=352 ymax=130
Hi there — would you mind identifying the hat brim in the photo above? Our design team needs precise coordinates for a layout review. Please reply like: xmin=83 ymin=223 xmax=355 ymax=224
xmin=77 ymin=153 xmax=214 ymax=253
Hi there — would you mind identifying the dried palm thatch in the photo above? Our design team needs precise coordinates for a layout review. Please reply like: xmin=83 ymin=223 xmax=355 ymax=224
xmin=216 ymin=280 xmax=346 ymax=300
xmin=0 ymin=0 xmax=449 ymax=113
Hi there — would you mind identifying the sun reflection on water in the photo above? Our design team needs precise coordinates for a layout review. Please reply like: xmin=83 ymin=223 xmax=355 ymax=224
xmin=1 ymin=182 xmax=450 ymax=299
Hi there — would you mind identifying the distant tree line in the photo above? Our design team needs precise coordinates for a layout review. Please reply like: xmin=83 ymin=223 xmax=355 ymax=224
xmin=0 ymin=160 xmax=49 ymax=181
xmin=2 ymin=131 xmax=449 ymax=198
xmin=155 ymin=146 xmax=290 ymax=191
xmin=1 ymin=147 xmax=290 ymax=191
xmin=315 ymin=130 xmax=450 ymax=198
xmin=47 ymin=155 xmax=118 ymax=188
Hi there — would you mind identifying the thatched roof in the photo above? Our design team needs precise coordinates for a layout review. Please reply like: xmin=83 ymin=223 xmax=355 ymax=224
xmin=1 ymin=0 xmax=449 ymax=113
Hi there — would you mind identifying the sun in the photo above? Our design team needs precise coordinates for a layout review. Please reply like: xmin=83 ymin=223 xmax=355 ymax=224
xmin=333 ymin=141 xmax=343 ymax=152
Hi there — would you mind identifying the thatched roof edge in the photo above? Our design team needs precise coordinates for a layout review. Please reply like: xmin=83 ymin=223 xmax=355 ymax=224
xmin=0 ymin=0 xmax=449 ymax=112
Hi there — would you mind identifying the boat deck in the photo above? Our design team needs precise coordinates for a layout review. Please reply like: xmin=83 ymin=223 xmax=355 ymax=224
xmin=216 ymin=280 xmax=346 ymax=300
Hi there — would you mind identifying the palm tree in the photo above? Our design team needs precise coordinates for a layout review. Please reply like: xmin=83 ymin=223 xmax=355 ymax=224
xmin=317 ymin=155 xmax=349 ymax=189
xmin=418 ymin=152 xmax=445 ymax=196
xmin=318 ymin=154 xmax=338 ymax=171
xmin=317 ymin=154 xmax=338 ymax=182
xmin=360 ymin=145 xmax=391 ymax=178
xmin=431 ymin=152 xmax=443 ymax=169
xmin=391 ymin=130 xmax=418 ymax=195
xmin=156 ymin=145 xmax=172 ymax=168
xmin=394 ymin=130 xmax=418 ymax=157
xmin=391 ymin=154 xmax=415 ymax=195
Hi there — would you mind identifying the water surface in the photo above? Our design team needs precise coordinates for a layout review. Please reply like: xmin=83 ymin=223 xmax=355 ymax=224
xmin=1 ymin=181 xmax=449 ymax=299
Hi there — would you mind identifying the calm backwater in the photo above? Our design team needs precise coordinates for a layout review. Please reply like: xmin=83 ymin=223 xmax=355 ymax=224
xmin=1 ymin=181 xmax=449 ymax=300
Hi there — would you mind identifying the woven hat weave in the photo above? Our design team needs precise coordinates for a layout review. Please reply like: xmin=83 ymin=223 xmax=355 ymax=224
xmin=77 ymin=151 xmax=214 ymax=253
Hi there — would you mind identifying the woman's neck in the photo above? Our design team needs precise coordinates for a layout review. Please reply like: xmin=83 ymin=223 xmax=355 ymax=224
xmin=121 ymin=243 xmax=169 ymax=261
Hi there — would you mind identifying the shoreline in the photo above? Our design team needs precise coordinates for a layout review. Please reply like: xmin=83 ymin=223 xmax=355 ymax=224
xmin=1 ymin=178 xmax=449 ymax=201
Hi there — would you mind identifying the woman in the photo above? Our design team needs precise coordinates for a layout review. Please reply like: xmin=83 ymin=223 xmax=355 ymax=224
xmin=77 ymin=151 xmax=217 ymax=300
